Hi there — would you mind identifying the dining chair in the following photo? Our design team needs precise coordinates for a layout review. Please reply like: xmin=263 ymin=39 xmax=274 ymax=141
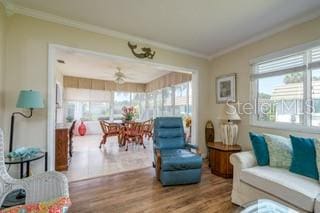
xmin=142 ymin=119 xmax=154 ymax=140
xmin=99 ymin=120 xmax=122 ymax=148
xmin=68 ymin=120 xmax=76 ymax=157
xmin=123 ymin=122 xmax=145 ymax=151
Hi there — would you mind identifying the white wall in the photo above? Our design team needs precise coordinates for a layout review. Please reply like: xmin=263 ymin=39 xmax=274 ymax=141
xmin=209 ymin=16 xmax=320 ymax=150
xmin=2 ymin=13 xmax=210 ymax=175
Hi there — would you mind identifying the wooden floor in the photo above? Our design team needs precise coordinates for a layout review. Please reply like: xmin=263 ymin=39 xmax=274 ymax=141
xmin=69 ymin=164 xmax=239 ymax=213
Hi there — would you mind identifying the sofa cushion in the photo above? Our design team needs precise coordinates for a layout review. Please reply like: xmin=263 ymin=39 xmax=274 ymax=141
xmin=161 ymin=149 xmax=202 ymax=171
xmin=240 ymin=166 xmax=320 ymax=212
xmin=249 ymin=132 xmax=269 ymax=166
xmin=264 ymin=134 xmax=292 ymax=169
xmin=290 ymin=135 xmax=319 ymax=180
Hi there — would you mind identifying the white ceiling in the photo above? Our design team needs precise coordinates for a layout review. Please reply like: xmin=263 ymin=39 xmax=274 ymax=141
xmin=8 ymin=0 xmax=320 ymax=58
xmin=55 ymin=48 xmax=172 ymax=83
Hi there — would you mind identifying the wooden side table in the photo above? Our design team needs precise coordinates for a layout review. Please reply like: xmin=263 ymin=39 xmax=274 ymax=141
xmin=207 ymin=142 xmax=241 ymax=178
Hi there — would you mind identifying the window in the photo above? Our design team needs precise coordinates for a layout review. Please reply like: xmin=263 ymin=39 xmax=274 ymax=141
xmin=146 ymin=92 xmax=154 ymax=119
xmin=113 ymin=92 xmax=130 ymax=120
xmin=131 ymin=93 xmax=146 ymax=120
xmin=174 ymin=83 xmax=188 ymax=116
xmin=64 ymin=88 xmax=110 ymax=121
xmin=163 ymin=87 xmax=173 ymax=116
xmin=155 ymin=90 xmax=163 ymax=117
xmin=251 ymin=43 xmax=320 ymax=130
xmin=188 ymin=81 xmax=192 ymax=114
xmin=63 ymin=81 xmax=193 ymax=122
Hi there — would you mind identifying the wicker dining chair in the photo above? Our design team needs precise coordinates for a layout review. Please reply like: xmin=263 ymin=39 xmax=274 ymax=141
xmin=0 ymin=128 xmax=69 ymax=206
xmin=142 ymin=119 xmax=154 ymax=140
xmin=99 ymin=121 xmax=122 ymax=148
xmin=123 ymin=122 xmax=145 ymax=151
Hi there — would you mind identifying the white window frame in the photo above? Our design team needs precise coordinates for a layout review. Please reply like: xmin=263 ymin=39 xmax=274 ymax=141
xmin=250 ymin=39 xmax=320 ymax=133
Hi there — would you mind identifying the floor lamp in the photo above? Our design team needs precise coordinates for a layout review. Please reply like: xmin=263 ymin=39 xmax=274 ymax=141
xmin=219 ymin=103 xmax=241 ymax=145
xmin=9 ymin=90 xmax=44 ymax=152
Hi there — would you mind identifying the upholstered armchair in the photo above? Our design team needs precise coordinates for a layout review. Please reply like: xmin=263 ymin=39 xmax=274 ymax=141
xmin=0 ymin=129 xmax=69 ymax=208
xmin=153 ymin=117 xmax=202 ymax=186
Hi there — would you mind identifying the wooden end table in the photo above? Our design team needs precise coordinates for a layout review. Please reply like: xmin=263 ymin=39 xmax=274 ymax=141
xmin=207 ymin=142 xmax=241 ymax=178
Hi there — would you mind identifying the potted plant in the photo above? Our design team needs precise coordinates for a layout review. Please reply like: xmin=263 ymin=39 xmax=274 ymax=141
xmin=122 ymin=106 xmax=136 ymax=121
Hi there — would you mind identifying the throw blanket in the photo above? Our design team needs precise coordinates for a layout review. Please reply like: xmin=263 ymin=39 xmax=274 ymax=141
xmin=7 ymin=147 xmax=41 ymax=159
xmin=2 ymin=196 xmax=71 ymax=213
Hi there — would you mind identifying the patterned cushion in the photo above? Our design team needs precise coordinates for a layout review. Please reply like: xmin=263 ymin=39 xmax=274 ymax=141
xmin=2 ymin=196 xmax=71 ymax=213
xmin=264 ymin=134 xmax=292 ymax=169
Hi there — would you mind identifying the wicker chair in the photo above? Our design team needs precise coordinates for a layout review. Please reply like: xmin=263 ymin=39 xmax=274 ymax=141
xmin=99 ymin=121 xmax=122 ymax=148
xmin=142 ymin=119 xmax=153 ymax=140
xmin=123 ymin=122 xmax=145 ymax=151
xmin=0 ymin=128 xmax=69 ymax=206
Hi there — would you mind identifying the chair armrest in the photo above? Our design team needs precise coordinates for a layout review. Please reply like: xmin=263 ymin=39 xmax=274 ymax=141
xmin=185 ymin=143 xmax=201 ymax=155
xmin=185 ymin=143 xmax=198 ymax=149
xmin=22 ymin=171 xmax=69 ymax=204
xmin=230 ymin=151 xmax=257 ymax=170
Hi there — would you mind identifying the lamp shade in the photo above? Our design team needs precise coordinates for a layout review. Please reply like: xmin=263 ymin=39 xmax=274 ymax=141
xmin=219 ymin=104 xmax=241 ymax=121
xmin=16 ymin=90 xmax=44 ymax=109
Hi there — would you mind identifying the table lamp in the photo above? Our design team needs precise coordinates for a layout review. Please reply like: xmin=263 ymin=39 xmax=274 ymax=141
xmin=9 ymin=90 xmax=44 ymax=152
xmin=219 ymin=103 xmax=241 ymax=145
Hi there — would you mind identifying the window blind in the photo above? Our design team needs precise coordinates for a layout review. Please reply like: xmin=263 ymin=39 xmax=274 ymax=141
xmin=252 ymin=45 xmax=320 ymax=79
xmin=251 ymin=53 xmax=306 ymax=79
xmin=64 ymin=88 xmax=111 ymax=102
xmin=310 ymin=47 xmax=320 ymax=69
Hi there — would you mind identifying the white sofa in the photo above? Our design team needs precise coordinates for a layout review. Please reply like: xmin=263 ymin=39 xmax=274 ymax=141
xmin=230 ymin=151 xmax=320 ymax=212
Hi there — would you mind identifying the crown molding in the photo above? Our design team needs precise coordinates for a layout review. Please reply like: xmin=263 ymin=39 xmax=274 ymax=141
xmin=0 ymin=0 xmax=14 ymax=16
xmin=1 ymin=2 xmax=209 ymax=60
xmin=208 ymin=9 xmax=320 ymax=60
xmin=2 ymin=1 xmax=320 ymax=62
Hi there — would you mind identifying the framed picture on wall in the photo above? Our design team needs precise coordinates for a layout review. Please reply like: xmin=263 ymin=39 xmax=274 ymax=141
xmin=216 ymin=73 xmax=237 ymax=103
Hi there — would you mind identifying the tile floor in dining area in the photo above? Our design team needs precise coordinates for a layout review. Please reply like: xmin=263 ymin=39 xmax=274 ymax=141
xmin=63 ymin=134 xmax=154 ymax=182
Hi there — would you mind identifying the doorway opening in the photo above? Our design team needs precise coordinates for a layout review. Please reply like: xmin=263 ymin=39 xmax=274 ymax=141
xmin=48 ymin=44 xmax=199 ymax=181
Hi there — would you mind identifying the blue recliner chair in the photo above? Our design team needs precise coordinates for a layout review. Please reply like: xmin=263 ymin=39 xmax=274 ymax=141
xmin=153 ymin=117 xmax=202 ymax=186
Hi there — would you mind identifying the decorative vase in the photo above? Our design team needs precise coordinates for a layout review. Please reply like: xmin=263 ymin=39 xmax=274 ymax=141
xmin=78 ymin=121 xmax=87 ymax=136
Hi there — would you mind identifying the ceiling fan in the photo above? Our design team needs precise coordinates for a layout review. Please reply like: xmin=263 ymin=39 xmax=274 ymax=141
xmin=114 ymin=67 xmax=130 ymax=84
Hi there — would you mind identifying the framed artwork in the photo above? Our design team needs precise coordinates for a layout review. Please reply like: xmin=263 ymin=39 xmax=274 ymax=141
xmin=216 ymin=73 xmax=237 ymax=103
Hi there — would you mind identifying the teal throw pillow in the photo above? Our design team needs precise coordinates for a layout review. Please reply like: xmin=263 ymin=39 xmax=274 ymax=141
xmin=249 ymin=132 xmax=269 ymax=166
xmin=289 ymin=135 xmax=319 ymax=180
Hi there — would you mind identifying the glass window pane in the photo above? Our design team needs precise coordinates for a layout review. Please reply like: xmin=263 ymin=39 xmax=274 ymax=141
xmin=256 ymin=72 xmax=304 ymax=124
xmin=80 ymin=102 xmax=90 ymax=120
xmin=155 ymin=90 xmax=163 ymax=117
xmin=146 ymin=93 xmax=154 ymax=119
xmin=188 ymin=81 xmax=192 ymax=115
xmin=65 ymin=101 xmax=76 ymax=122
xmin=163 ymin=87 xmax=173 ymax=116
xmin=113 ymin=92 xmax=130 ymax=120
xmin=312 ymin=68 xmax=320 ymax=127
xmin=131 ymin=93 xmax=146 ymax=120
xmin=91 ymin=102 xmax=110 ymax=120
xmin=174 ymin=83 xmax=188 ymax=117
